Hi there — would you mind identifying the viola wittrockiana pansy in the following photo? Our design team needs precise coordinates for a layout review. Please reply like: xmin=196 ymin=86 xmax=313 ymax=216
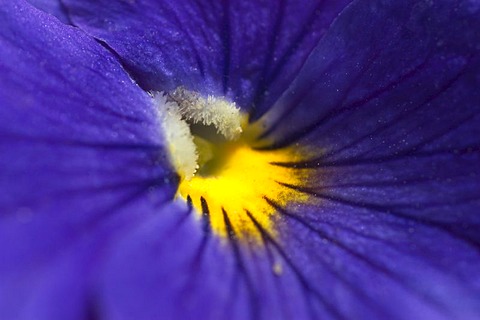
xmin=1 ymin=0 xmax=480 ymax=319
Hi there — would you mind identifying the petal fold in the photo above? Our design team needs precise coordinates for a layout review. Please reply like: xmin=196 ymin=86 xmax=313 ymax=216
xmin=26 ymin=0 xmax=70 ymax=23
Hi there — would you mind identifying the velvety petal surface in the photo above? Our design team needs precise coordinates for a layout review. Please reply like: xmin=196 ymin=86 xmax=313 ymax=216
xmin=26 ymin=0 xmax=70 ymax=23
xmin=96 ymin=200 xmax=327 ymax=320
xmin=254 ymin=0 xmax=480 ymax=318
xmin=61 ymin=0 xmax=353 ymax=118
xmin=0 ymin=1 xmax=176 ymax=319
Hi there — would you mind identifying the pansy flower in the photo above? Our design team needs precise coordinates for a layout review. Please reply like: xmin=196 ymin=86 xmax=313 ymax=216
xmin=1 ymin=0 xmax=480 ymax=319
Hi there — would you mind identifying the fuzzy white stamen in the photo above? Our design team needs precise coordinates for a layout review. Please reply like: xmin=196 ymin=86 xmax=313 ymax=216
xmin=154 ymin=93 xmax=198 ymax=180
xmin=169 ymin=87 xmax=243 ymax=140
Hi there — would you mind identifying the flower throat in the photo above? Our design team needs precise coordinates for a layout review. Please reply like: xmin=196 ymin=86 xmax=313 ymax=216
xmin=157 ymin=88 xmax=309 ymax=242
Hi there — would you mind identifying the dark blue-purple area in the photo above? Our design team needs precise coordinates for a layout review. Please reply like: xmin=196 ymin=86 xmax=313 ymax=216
xmin=1 ymin=0 xmax=480 ymax=319
xmin=58 ymin=0 xmax=353 ymax=121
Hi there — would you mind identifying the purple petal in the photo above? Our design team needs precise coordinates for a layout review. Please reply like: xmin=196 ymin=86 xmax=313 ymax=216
xmin=96 ymin=200 xmax=323 ymax=319
xmin=254 ymin=0 xmax=480 ymax=318
xmin=0 ymin=1 xmax=176 ymax=318
xmin=258 ymin=0 xmax=480 ymax=239
xmin=261 ymin=0 xmax=480 ymax=154
xmin=61 ymin=0 xmax=353 ymax=117
xmin=266 ymin=197 xmax=480 ymax=319
xmin=88 ymin=199 xmax=480 ymax=320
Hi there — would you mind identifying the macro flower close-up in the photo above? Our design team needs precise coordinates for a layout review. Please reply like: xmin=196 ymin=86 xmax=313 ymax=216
xmin=1 ymin=0 xmax=480 ymax=319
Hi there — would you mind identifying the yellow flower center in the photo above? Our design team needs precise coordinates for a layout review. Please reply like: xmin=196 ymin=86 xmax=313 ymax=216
xmin=178 ymin=134 xmax=309 ymax=241
xmin=157 ymin=88 xmax=311 ymax=242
